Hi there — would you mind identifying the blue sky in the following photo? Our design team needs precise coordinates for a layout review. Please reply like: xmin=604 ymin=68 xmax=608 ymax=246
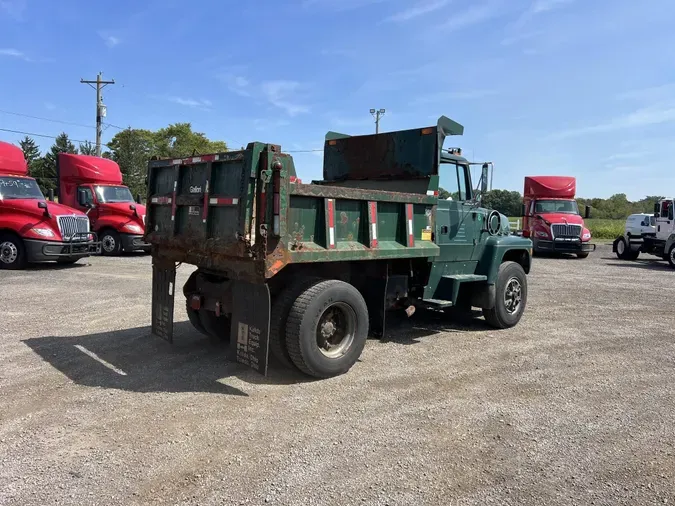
xmin=1 ymin=0 xmax=674 ymax=200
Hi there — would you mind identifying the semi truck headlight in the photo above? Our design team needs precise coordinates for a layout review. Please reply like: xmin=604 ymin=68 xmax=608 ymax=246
xmin=582 ymin=232 xmax=591 ymax=240
xmin=535 ymin=230 xmax=549 ymax=238
xmin=32 ymin=228 xmax=55 ymax=238
xmin=123 ymin=224 xmax=143 ymax=234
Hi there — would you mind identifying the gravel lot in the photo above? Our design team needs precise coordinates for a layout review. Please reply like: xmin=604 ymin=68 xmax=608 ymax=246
xmin=1 ymin=246 xmax=674 ymax=506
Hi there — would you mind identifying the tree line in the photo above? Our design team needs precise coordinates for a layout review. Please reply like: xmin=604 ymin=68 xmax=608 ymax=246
xmin=17 ymin=123 xmax=228 ymax=198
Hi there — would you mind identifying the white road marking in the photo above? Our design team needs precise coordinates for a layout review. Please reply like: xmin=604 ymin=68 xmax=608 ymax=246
xmin=74 ymin=345 xmax=127 ymax=376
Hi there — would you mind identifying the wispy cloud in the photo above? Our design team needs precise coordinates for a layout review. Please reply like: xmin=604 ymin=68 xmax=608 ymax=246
xmin=0 ymin=48 xmax=30 ymax=61
xmin=153 ymin=95 xmax=213 ymax=110
xmin=512 ymin=0 xmax=575 ymax=29
xmin=260 ymin=81 xmax=310 ymax=116
xmin=548 ymin=104 xmax=675 ymax=140
xmin=44 ymin=102 xmax=57 ymax=111
xmin=501 ymin=29 xmax=544 ymax=46
xmin=436 ymin=1 xmax=502 ymax=32
xmin=381 ymin=0 xmax=450 ymax=23
xmin=216 ymin=68 xmax=251 ymax=97
xmin=98 ymin=32 xmax=121 ymax=48
xmin=0 ymin=0 xmax=27 ymax=20
xmin=615 ymin=83 xmax=675 ymax=102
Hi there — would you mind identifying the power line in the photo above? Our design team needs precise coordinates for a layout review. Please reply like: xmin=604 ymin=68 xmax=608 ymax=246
xmin=0 ymin=127 xmax=111 ymax=149
xmin=0 ymin=108 xmax=95 ymax=130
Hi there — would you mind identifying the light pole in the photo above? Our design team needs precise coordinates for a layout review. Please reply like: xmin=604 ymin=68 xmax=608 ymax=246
xmin=370 ymin=108 xmax=385 ymax=134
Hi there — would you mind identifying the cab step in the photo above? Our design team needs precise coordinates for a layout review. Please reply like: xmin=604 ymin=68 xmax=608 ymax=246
xmin=441 ymin=274 xmax=488 ymax=282
xmin=421 ymin=298 xmax=453 ymax=308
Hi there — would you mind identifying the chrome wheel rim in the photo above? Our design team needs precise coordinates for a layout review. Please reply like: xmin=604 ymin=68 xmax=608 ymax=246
xmin=504 ymin=277 xmax=522 ymax=315
xmin=0 ymin=241 xmax=18 ymax=264
xmin=670 ymin=248 xmax=675 ymax=264
xmin=102 ymin=235 xmax=116 ymax=253
xmin=316 ymin=302 xmax=356 ymax=358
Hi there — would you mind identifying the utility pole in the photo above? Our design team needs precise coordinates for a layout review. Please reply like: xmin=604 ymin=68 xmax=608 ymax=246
xmin=370 ymin=108 xmax=385 ymax=134
xmin=81 ymin=72 xmax=115 ymax=157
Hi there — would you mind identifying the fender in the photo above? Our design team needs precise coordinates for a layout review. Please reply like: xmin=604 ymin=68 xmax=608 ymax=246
xmin=0 ymin=211 xmax=61 ymax=240
xmin=475 ymin=235 xmax=532 ymax=284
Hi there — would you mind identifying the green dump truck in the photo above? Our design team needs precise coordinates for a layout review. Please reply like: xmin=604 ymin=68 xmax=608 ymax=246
xmin=144 ymin=116 xmax=533 ymax=379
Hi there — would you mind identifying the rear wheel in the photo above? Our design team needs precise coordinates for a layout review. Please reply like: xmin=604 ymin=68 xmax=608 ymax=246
xmin=199 ymin=310 xmax=231 ymax=344
xmin=483 ymin=261 xmax=527 ymax=329
xmin=269 ymin=277 xmax=321 ymax=370
xmin=100 ymin=229 xmax=122 ymax=256
xmin=615 ymin=237 xmax=628 ymax=259
xmin=186 ymin=300 xmax=208 ymax=336
xmin=285 ymin=280 xmax=369 ymax=378
xmin=0 ymin=233 xmax=27 ymax=270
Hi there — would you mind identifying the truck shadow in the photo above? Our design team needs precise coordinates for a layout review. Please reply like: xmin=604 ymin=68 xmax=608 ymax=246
xmin=22 ymin=322 xmax=259 ymax=397
xmin=380 ymin=309 xmax=494 ymax=345
xmin=603 ymin=259 xmax=673 ymax=271
xmin=25 ymin=262 xmax=90 ymax=271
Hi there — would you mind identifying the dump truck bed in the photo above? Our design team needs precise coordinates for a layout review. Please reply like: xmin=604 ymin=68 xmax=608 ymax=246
xmin=145 ymin=143 xmax=440 ymax=282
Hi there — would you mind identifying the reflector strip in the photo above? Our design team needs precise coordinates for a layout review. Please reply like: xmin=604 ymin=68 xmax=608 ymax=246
xmin=202 ymin=180 xmax=209 ymax=223
xmin=151 ymin=196 xmax=172 ymax=204
xmin=406 ymin=203 xmax=414 ymax=247
xmin=369 ymin=201 xmax=378 ymax=248
xmin=327 ymin=199 xmax=335 ymax=249
xmin=426 ymin=190 xmax=439 ymax=196
xmin=170 ymin=181 xmax=177 ymax=221
xmin=209 ymin=197 xmax=239 ymax=205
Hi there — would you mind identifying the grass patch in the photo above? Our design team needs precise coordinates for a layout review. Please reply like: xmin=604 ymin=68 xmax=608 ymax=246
xmin=507 ymin=217 xmax=623 ymax=240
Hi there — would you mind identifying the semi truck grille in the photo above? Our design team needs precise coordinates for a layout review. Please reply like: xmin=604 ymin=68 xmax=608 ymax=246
xmin=551 ymin=223 xmax=582 ymax=238
xmin=57 ymin=215 xmax=90 ymax=240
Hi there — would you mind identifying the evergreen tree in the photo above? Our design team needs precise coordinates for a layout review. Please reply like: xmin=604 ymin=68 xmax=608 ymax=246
xmin=19 ymin=136 xmax=48 ymax=195
xmin=78 ymin=140 xmax=96 ymax=156
xmin=42 ymin=133 xmax=77 ymax=196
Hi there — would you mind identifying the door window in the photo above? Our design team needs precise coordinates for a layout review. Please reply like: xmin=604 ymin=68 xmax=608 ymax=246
xmin=439 ymin=162 xmax=472 ymax=201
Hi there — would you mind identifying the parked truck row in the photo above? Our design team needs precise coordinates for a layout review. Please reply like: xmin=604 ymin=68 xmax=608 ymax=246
xmin=0 ymin=142 xmax=149 ymax=269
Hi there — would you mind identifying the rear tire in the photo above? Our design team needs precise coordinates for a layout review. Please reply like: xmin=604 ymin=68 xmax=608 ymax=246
xmin=615 ymin=237 xmax=628 ymax=259
xmin=186 ymin=300 xmax=208 ymax=337
xmin=483 ymin=261 xmax=527 ymax=329
xmin=199 ymin=310 xmax=231 ymax=344
xmin=0 ymin=233 xmax=27 ymax=270
xmin=100 ymin=229 xmax=122 ymax=256
xmin=285 ymin=279 xmax=369 ymax=378
xmin=269 ymin=277 xmax=322 ymax=370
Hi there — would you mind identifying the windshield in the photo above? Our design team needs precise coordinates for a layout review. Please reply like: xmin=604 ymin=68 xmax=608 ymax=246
xmin=534 ymin=199 xmax=579 ymax=214
xmin=95 ymin=185 xmax=134 ymax=203
xmin=0 ymin=177 xmax=45 ymax=200
xmin=439 ymin=161 xmax=472 ymax=201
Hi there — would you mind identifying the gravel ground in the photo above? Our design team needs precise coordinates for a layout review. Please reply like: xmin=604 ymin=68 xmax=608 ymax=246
xmin=1 ymin=246 xmax=674 ymax=506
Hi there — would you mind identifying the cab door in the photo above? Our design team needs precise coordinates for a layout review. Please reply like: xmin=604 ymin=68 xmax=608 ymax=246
xmin=655 ymin=200 xmax=673 ymax=241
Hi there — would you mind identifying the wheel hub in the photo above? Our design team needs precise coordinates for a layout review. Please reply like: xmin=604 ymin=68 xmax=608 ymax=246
xmin=504 ymin=277 xmax=522 ymax=315
xmin=0 ymin=241 xmax=18 ymax=264
xmin=316 ymin=303 xmax=356 ymax=358
xmin=102 ymin=235 xmax=116 ymax=252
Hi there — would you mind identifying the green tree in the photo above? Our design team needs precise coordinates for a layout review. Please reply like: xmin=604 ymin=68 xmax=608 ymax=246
xmin=42 ymin=133 xmax=77 ymax=196
xmin=78 ymin=141 xmax=96 ymax=156
xmin=482 ymin=189 xmax=522 ymax=216
xmin=18 ymin=136 xmax=49 ymax=193
xmin=151 ymin=123 xmax=227 ymax=158
xmin=107 ymin=128 xmax=154 ymax=199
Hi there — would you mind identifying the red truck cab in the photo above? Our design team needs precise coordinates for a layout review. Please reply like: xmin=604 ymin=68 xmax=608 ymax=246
xmin=522 ymin=176 xmax=595 ymax=258
xmin=57 ymin=153 xmax=149 ymax=255
xmin=0 ymin=141 xmax=98 ymax=269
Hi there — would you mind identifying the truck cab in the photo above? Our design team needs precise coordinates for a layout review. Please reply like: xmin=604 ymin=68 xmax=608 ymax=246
xmin=0 ymin=141 xmax=98 ymax=269
xmin=57 ymin=153 xmax=149 ymax=255
xmin=522 ymin=176 xmax=595 ymax=258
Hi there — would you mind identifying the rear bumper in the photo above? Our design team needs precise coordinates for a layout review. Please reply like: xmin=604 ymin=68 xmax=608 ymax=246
xmin=24 ymin=233 xmax=100 ymax=262
xmin=534 ymin=238 xmax=596 ymax=253
xmin=121 ymin=233 xmax=151 ymax=252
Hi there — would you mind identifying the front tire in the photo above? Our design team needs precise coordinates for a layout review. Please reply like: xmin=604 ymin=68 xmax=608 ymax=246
xmin=100 ymin=229 xmax=122 ymax=256
xmin=576 ymin=252 xmax=589 ymax=259
xmin=615 ymin=237 xmax=628 ymax=259
xmin=285 ymin=280 xmax=369 ymax=378
xmin=0 ymin=233 xmax=27 ymax=270
xmin=483 ymin=261 xmax=527 ymax=329
xmin=668 ymin=244 xmax=675 ymax=269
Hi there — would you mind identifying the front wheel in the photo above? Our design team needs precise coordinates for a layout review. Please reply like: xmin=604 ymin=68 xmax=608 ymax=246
xmin=615 ymin=237 xmax=628 ymax=259
xmin=668 ymin=244 xmax=675 ymax=269
xmin=483 ymin=261 xmax=527 ymax=329
xmin=0 ymin=233 xmax=27 ymax=270
xmin=100 ymin=229 xmax=122 ymax=256
xmin=577 ymin=252 xmax=589 ymax=259
xmin=285 ymin=279 xmax=369 ymax=378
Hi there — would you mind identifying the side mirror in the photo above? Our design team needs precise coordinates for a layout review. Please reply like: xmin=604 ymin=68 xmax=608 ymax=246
xmin=130 ymin=203 xmax=139 ymax=216
xmin=654 ymin=202 xmax=660 ymax=214
xmin=37 ymin=200 xmax=51 ymax=218
xmin=77 ymin=189 xmax=90 ymax=207
xmin=584 ymin=205 xmax=591 ymax=219
xmin=669 ymin=205 xmax=673 ymax=221
xmin=522 ymin=204 xmax=527 ymax=217
xmin=480 ymin=163 xmax=489 ymax=195
xmin=136 ymin=193 xmax=142 ymax=204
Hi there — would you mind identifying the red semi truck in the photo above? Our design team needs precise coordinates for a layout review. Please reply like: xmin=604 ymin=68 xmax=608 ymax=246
xmin=57 ymin=153 xmax=149 ymax=255
xmin=0 ymin=141 xmax=98 ymax=269
xmin=521 ymin=176 xmax=595 ymax=258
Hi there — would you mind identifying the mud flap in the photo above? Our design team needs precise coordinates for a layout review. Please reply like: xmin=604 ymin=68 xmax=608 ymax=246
xmin=364 ymin=273 xmax=388 ymax=338
xmin=229 ymin=280 xmax=271 ymax=375
xmin=151 ymin=257 xmax=176 ymax=343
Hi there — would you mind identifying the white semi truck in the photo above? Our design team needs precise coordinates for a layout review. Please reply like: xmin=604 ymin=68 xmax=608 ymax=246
xmin=613 ymin=198 xmax=675 ymax=267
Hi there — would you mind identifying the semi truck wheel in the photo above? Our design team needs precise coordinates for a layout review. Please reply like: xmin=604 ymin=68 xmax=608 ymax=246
xmin=576 ymin=252 xmax=589 ymax=259
xmin=100 ymin=229 xmax=122 ymax=256
xmin=199 ymin=310 xmax=231 ymax=344
xmin=668 ymin=244 xmax=675 ymax=268
xmin=185 ymin=300 xmax=209 ymax=337
xmin=483 ymin=261 xmax=527 ymax=329
xmin=0 ymin=233 xmax=27 ymax=270
xmin=285 ymin=279 xmax=369 ymax=378
xmin=269 ymin=277 xmax=322 ymax=370
xmin=615 ymin=237 xmax=628 ymax=259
